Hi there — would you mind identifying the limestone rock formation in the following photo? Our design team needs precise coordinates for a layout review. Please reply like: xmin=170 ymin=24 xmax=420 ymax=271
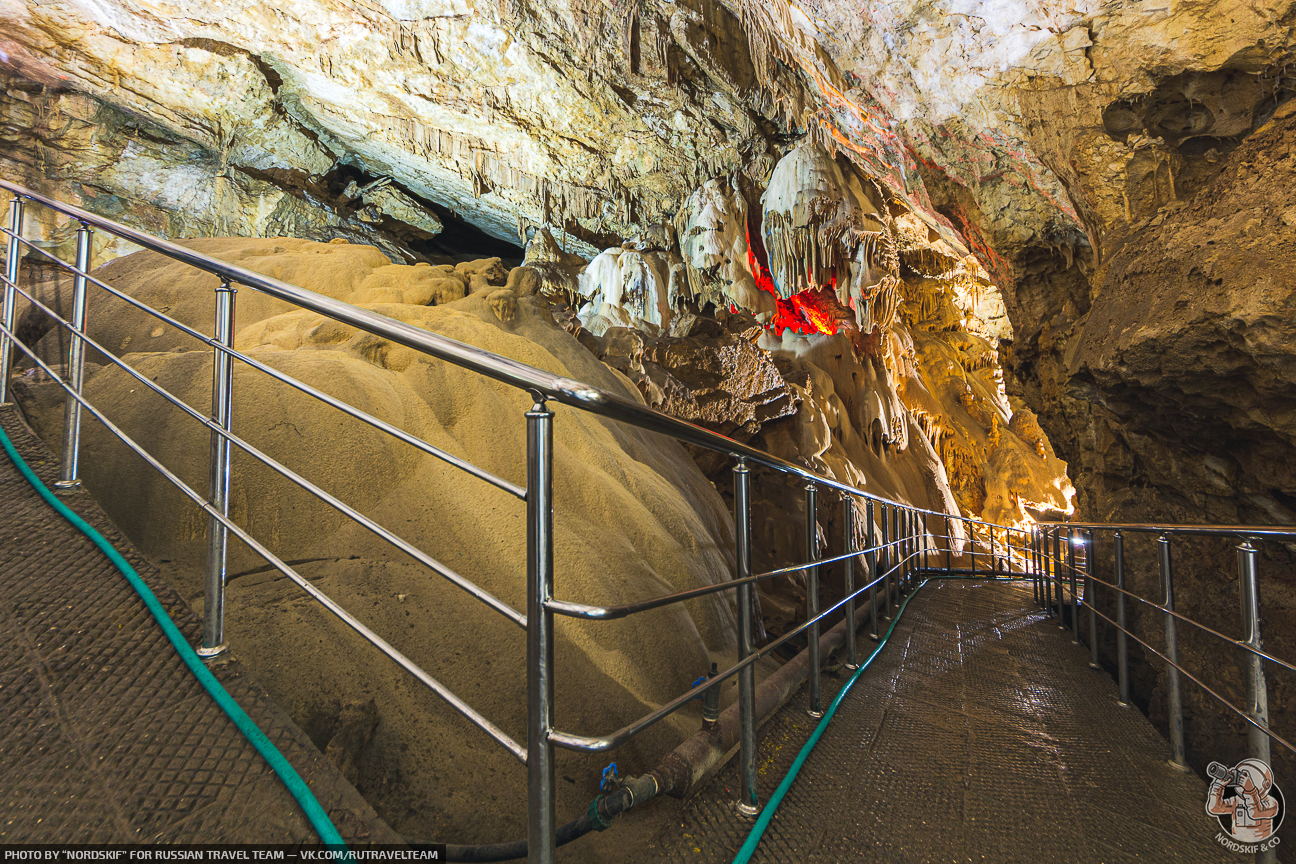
xmin=11 ymin=0 xmax=1291 ymax=840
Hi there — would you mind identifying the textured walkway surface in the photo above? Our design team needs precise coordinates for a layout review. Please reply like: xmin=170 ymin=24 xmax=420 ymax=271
xmin=637 ymin=579 xmax=1234 ymax=863
xmin=0 ymin=405 xmax=401 ymax=844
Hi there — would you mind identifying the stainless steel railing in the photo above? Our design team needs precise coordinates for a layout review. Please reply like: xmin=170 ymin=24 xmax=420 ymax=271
xmin=1029 ymin=521 xmax=1294 ymax=863
xmin=0 ymin=178 xmax=1050 ymax=861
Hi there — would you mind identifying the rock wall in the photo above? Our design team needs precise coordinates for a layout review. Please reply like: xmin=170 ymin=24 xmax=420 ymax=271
xmin=1006 ymin=110 xmax=1296 ymax=788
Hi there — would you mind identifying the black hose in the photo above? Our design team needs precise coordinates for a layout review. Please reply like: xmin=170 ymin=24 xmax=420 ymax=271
xmin=406 ymin=774 xmax=660 ymax=862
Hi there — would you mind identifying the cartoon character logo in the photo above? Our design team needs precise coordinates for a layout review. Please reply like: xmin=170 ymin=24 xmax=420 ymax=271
xmin=1207 ymin=759 xmax=1284 ymax=844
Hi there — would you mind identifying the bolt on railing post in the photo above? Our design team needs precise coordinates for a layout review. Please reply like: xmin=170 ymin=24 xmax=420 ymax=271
xmin=1237 ymin=540 xmax=1272 ymax=783
xmin=0 ymin=195 xmax=25 ymax=406
xmin=1086 ymin=529 xmax=1099 ymax=669
xmin=1159 ymin=534 xmax=1188 ymax=770
xmin=734 ymin=459 xmax=759 ymax=816
xmin=526 ymin=395 xmax=557 ymax=863
xmin=199 ymin=279 xmax=237 ymax=659
xmin=867 ymin=499 xmax=880 ymax=640
xmin=1115 ymin=531 xmax=1129 ymax=705
xmin=1067 ymin=527 xmax=1079 ymax=643
xmin=805 ymin=482 xmax=822 ymax=719
xmin=54 ymin=223 xmax=93 ymax=489
xmin=843 ymin=495 xmax=858 ymax=669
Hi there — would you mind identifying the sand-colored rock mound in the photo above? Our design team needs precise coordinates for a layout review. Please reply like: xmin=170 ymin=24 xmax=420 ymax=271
xmin=15 ymin=238 xmax=744 ymax=847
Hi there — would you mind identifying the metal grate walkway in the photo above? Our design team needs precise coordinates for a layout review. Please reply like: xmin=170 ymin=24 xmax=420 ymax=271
xmin=0 ymin=405 xmax=400 ymax=844
xmin=637 ymin=579 xmax=1234 ymax=863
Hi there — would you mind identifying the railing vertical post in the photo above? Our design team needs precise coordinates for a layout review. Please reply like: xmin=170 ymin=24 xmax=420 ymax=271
xmin=970 ymin=522 xmax=977 ymax=578
xmin=843 ymin=495 xmax=858 ymax=669
xmin=867 ymin=499 xmax=880 ymax=640
xmin=892 ymin=506 xmax=902 ymax=597
xmin=1086 ymin=529 xmax=1099 ymax=669
xmin=921 ymin=511 xmax=929 ymax=575
xmin=0 ymin=195 xmax=25 ymax=406
xmin=54 ymin=223 xmax=93 ymax=489
xmin=526 ymin=396 xmax=556 ymax=863
xmin=805 ymin=482 xmax=822 ymax=718
xmin=1035 ymin=528 xmax=1043 ymax=607
xmin=199 ymin=279 xmax=237 ymax=659
xmin=1238 ymin=541 xmax=1272 ymax=802
xmin=945 ymin=515 xmax=952 ymax=575
xmin=902 ymin=507 xmax=912 ymax=595
xmin=1054 ymin=528 xmax=1064 ymax=627
xmin=1159 ymin=534 xmax=1188 ymax=770
xmin=1115 ymin=531 xmax=1129 ymax=705
xmin=1067 ymin=527 xmax=1079 ymax=643
xmin=880 ymin=504 xmax=893 ymax=619
xmin=734 ymin=460 xmax=759 ymax=816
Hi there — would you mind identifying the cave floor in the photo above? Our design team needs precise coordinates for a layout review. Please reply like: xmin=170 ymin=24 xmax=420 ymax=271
xmin=0 ymin=405 xmax=400 ymax=844
xmin=636 ymin=579 xmax=1234 ymax=864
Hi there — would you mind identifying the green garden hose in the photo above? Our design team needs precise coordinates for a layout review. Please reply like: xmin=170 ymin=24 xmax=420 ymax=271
xmin=730 ymin=578 xmax=932 ymax=864
xmin=0 ymin=419 xmax=351 ymax=854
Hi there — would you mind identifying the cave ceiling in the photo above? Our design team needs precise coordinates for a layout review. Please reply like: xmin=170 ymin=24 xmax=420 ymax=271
xmin=5 ymin=0 xmax=1294 ymax=274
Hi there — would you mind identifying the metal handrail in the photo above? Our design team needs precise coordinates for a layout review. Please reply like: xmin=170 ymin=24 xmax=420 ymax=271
xmin=1039 ymin=520 xmax=1296 ymax=538
xmin=3 ymin=231 xmax=526 ymax=498
xmin=2 ymin=278 xmax=528 ymax=628
xmin=0 ymin=325 xmax=529 ymax=761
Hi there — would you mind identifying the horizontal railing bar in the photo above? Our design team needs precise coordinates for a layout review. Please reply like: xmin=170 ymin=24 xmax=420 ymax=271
xmin=548 ymin=536 xmax=923 ymax=620
xmin=0 ymin=302 xmax=527 ymax=629
xmin=1 ymin=233 xmax=526 ymax=500
xmin=1078 ymin=565 xmax=1296 ymax=676
xmin=0 ymin=327 xmax=527 ymax=762
xmin=1084 ymin=600 xmax=1296 ymax=757
xmin=1039 ymin=521 xmax=1296 ymax=539
xmin=549 ymin=550 xmax=917 ymax=752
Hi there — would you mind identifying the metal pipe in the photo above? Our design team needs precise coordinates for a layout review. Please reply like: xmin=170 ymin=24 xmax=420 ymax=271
xmin=892 ymin=506 xmax=901 ymax=598
xmin=921 ymin=512 xmax=929 ymax=574
xmin=945 ymin=515 xmax=953 ymax=575
xmin=1159 ymin=534 xmax=1188 ymax=770
xmin=805 ymin=483 xmax=822 ymax=718
xmin=1238 ymin=541 xmax=1272 ymax=791
xmin=1115 ymin=531 xmax=1129 ymax=706
xmin=1068 ymin=527 xmax=1079 ymax=643
xmin=55 ymin=223 xmax=92 ymax=488
xmin=734 ymin=460 xmax=758 ymax=816
xmin=843 ymin=495 xmax=858 ymax=669
xmin=867 ymin=499 xmax=879 ymax=640
xmin=1054 ymin=529 xmax=1065 ymax=629
xmin=1087 ymin=529 xmax=1099 ymax=669
xmin=527 ymin=398 xmax=557 ymax=864
xmin=880 ymin=504 xmax=892 ymax=620
xmin=199 ymin=280 xmax=236 ymax=658
xmin=1032 ymin=528 xmax=1041 ymax=606
xmin=0 ymin=196 xmax=23 ymax=406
